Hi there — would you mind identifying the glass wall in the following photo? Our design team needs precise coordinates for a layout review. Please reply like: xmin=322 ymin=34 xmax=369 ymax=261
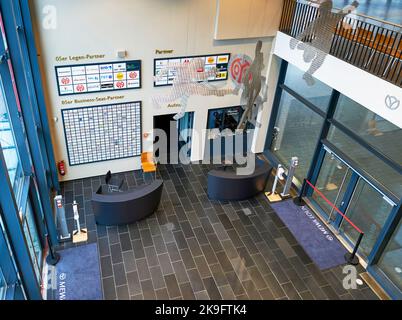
xmin=284 ymin=64 xmax=333 ymax=112
xmin=333 ymin=95 xmax=402 ymax=166
xmin=378 ymin=219 xmax=402 ymax=294
xmin=0 ymin=76 xmax=23 ymax=194
xmin=265 ymin=61 xmax=402 ymax=298
xmin=327 ymin=126 xmax=402 ymax=198
xmin=271 ymin=90 xmax=324 ymax=180
xmin=0 ymin=267 xmax=6 ymax=300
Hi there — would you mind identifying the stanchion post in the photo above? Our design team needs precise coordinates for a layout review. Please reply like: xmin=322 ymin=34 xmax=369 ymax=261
xmin=293 ymin=178 xmax=307 ymax=206
xmin=344 ymin=232 xmax=364 ymax=265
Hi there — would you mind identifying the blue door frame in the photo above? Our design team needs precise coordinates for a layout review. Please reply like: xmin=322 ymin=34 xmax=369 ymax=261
xmin=0 ymin=0 xmax=59 ymax=245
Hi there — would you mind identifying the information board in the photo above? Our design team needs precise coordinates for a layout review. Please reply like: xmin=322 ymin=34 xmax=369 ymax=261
xmin=154 ymin=53 xmax=230 ymax=87
xmin=62 ymin=102 xmax=142 ymax=166
xmin=55 ymin=60 xmax=141 ymax=96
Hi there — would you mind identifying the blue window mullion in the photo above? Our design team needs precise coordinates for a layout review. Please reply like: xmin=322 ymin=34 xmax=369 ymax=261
xmin=18 ymin=0 xmax=60 ymax=192
xmin=0 ymin=0 xmax=59 ymax=245
xmin=0 ymin=150 xmax=42 ymax=300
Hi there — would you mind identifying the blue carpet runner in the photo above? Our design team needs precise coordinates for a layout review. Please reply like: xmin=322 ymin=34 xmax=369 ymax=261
xmin=270 ymin=200 xmax=348 ymax=270
xmin=55 ymin=242 xmax=102 ymax=300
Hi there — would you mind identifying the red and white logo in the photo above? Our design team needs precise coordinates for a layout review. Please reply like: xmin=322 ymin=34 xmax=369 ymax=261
xmin=116 ymin=81 xmax=125 ymax=88
xmin=76 ymin=84 xmax=85 ymax=92
xmin=129 ymin=72 xmax=137 ymax=79
xmin=61 ymin=77 xmax=70 ymax=85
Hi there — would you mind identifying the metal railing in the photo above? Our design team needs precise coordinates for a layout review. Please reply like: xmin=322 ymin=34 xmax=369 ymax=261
xmin=279 ymin=0 xmax=402 ymax=87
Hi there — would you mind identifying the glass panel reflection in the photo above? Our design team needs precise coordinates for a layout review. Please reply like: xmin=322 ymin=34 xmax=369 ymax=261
xmin=378 ymin=219 xmax=402 ymax=293
xmin=271 ymin=90 xmax=325 ymax=181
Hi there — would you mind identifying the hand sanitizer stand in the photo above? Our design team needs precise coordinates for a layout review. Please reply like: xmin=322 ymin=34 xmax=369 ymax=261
xmin=266 ymin=164 xmax=285 ymax=202
xmin=72 ymin=201 xmax=88 ymax=243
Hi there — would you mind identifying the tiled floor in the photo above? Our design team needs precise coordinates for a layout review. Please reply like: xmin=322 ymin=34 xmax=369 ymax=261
xmin=49 ymin=161 xmax=378 ymax=300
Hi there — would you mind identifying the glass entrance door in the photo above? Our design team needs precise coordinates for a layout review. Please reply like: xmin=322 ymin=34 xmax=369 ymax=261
xmin=338 ymin=180 xmax=395 ymax=259
xmin=309 ymin=145 xmax=396 ymax=261
xmin=310 ymin=150 xmax=354 ymax=223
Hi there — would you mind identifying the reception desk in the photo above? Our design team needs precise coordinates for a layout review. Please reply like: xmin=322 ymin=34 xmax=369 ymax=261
xmin=92 ymin=180 xmax=163 ymax=225
xmin=207 ymin=159 xmax=272 ymax=201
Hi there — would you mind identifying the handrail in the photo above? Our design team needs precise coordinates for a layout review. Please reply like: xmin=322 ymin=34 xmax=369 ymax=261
xmin=279 ymin=0 xmax=402 ymax=87
xmin=299 ymin=0 xmax=402 ymax=29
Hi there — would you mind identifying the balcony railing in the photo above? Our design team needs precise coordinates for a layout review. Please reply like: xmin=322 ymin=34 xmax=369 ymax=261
xmin=279 ymin=0 xmax=402 ymax=87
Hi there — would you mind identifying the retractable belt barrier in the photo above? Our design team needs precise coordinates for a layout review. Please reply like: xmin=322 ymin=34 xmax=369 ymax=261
xmin=295 ymin=178 xmax=365 ymax=266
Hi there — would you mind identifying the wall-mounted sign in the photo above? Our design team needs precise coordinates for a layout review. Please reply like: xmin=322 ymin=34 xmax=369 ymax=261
xmin=153 ymin=53 xmax=230 ymax=87
xmin=55 ymin=60 xmax=141 ymax=96
xmin=61 ymin=101 xmax=142 ymax=166
xmin=155 ymin=49 xmax=174 ymax=54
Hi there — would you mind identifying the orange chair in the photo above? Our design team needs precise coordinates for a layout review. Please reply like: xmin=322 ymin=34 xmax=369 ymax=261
xmin=141 ymin=152 xmax=157 ymax=179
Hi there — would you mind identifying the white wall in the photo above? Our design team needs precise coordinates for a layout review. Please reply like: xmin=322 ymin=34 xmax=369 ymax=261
xmin=30 ymin=0 xmax=280 ymax=181
xmin=274 ymin=32 xmax=402 ymax=129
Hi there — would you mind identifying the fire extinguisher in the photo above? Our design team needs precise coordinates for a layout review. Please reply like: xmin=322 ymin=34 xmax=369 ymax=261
xmin=58 ymin=160 xmax=66 ymax=176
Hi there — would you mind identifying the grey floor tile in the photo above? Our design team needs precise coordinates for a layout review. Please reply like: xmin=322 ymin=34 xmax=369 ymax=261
xmin=218 ymin=285 xmax=236 ymax=300
xmin=150 ymin=265 xmax=166 ymax=290
xmin=186 ymin=237 xmax=203 ymax=257
xmin=145 ymin=246 xmax=159 ymax=267
xmin=180 ymin=282 xmax=196 ymax=300
xmin=164 ymin=274 xmax=182 ymax=299
xmin=282 ymin=282 xmax=302 ymax=300
xmin=259 ymin=287 xmax=275 ymax=300
xmin=153 ymin=235 xmax=168 ymax=255
xmin=102 ymin=277 xmax=116 ymax=300
xmin=132 ymin=239 xmax=146 ymax=259
xmin=194 ymin=255 xmax=212 ymax=279
xmin=215 ymin=251 xmax=234 ymax=273
xmin=110 ymin=243 xmax=123 ymax=264
xmin=122 ymin=251 xmax=137 ymax=273
xmin=100 ymin=256 xmax=113 ymax=278
xmin=136 ymin=258 xmax=152 ymax=281
xmin=180 ymin=248 xmax=197 ymax=270
xmin=187 ymin=268 xmax=205 ymax=293
xmin=248 ymin=266 xmax=267 ymax=290
xmin=141 ymin=279 xmax=156 ymax=300
xmin=116 ymin=285 xmax=130 ymax=300
xmin=195 ymin=290 xmax=210 ymax=300
xmin=201 ymin=244 xmax=219 ymax=265
xmin=126 ymin=271 xmax=142 ymax=296
xmin=225 ymin=271 xmax=245 ymax=296
xmin=274 ymin=237 xmax=297 ymax=258
xmin=242 ymin=280 xmax=261 ymax=300
xmin=166 ymin=242 xmax=182 ymax=262
xmin=113 ymin=262 xmax=127 ymax=287
xmin=155 ymin=288 xmax=170 ymax=300
xmin=158 ymin=253 xmax=174 ymax=275
xmin=172 ymin=260 xmax=190 ymax=284
xmin=119 ymin=233 xmax=132 ymax=252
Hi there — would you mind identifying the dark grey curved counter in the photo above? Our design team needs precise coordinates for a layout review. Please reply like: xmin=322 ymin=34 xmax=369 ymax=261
xmin=92 ymin=180 xmax=163 ymax=226
xmin=207 ymin=159 xmax=272 ymax=201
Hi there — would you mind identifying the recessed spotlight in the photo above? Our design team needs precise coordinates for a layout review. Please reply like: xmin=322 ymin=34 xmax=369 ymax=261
xmin=395 ymin=267 xmax=402 ymax=274
xmin=356 ymin=279 xmax=363 ymax=285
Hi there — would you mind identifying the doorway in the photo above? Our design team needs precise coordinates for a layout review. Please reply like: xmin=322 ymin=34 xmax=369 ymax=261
xmin=308 ymin=145 xmax=397 ymax=261
xmin=153 ymin=112 xmax=194 ymax=164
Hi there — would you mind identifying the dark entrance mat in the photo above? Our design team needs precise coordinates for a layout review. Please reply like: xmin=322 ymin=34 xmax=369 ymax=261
xmin=55 ymin=242 xmax=102 ymax=300
xmin=270 ymin=200 xmax=348 ymax=270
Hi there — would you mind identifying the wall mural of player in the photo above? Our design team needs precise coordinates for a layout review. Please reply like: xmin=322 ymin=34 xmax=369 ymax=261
xmin=289 ymin=0 xmax=359 ymax=86
xmin=152 ymin=58 xmax=237 ymax=120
